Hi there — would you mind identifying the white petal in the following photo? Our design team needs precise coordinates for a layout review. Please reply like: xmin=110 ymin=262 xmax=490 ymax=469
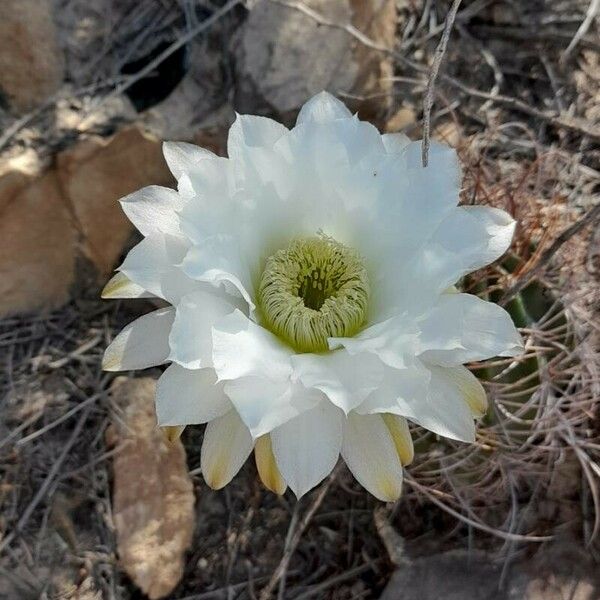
xmin=168 ymin=288 xmax=240 ymax=369
xmin=404 ymin=139 xmax=461 ymax=176
xmin=291 ymin=350 xmax=384 ymax=413
xmin=228 ymin=113 xmax=288 ymax=158
xmin=201 ymin=410 xmax=254 ymax=489
xmin=224 ymin=377 xmax=321 ymax=438
xmin=426 ymin=206 xmax=515 ymax=285
xmin=358 ymin=364 xmax=475 ymax=442
xmin=271 ymin=401 xmax=343 ymax=498
xmin=356 ymin=363 xmax=430 ymax=417
xmin=102 ymin=307 xmax=174 ymax=371
xmin=181 ymin=234 xmax=256 ymax=310
xmin=176 ymin=156 xmax=233 ymax=238
xmin=330 ymin=313 xmax=420 ymax=370
xmin=212 ymin=310 xmax=293 ymax=382
xmin=431 ymin=364 xmax=488 ymax=418
xmin=101 ymin=272 xmax=155 ymax=299
xmin=462 ymin=205 xmax=516 ymax=265
xmin=341 ymin=413 xmax=403 ymax=502
xmin=163 ymin=141 xmax=216 ymax=180
xmin=118 ymin=233 xmax=199 ymax=304
xmin=296 ymin=91 xmax=352 ymax=124
xmin=396 ymin=206 xmax=516 ymax=307
xmin=120 ymin=185 xmax=183 ymax=236
xmin=381 ymin=132 xmax=411 ymax=154
xmin=255 ymin=435 xmax=287 ymax=495
xmin=418 ymin=293 xmax=524 ymax=365
xmin=156 ymin=364 xmax=231 ymax=425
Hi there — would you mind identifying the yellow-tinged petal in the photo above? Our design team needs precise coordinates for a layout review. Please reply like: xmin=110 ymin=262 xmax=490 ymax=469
xmin=341 ymin=413 xmax=403 ymax=502
xmin=255 ymin=435 xmax=287 ymax=495
xmin=161 ymin=425 xmax=185 ymax=443
xmin=443 ymin=285 xmax=459 ymax=294
xmin=102 ymin=272 xmax=150 ymax=299
xmin=382 ymin=414 xmax=414 ymax=466
xmin=439 ymin=365 xmax=488 ymax=418
xmin=201 ymin=410 xmax=254 ymax=490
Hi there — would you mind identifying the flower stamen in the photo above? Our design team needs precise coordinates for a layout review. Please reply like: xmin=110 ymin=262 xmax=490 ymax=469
xmin=258 ymin=235 xmax=369 ymax=352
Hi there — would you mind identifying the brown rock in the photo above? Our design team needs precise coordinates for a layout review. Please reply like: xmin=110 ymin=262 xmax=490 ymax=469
xmin=0 ymin=162 xmax=76 ymax=316
xmin=380 ymin=544 xmax=600 ymax=600
xmin=57 ymin=126 xmax=174 ymax=275
xmin=109 ymin=377 xmax=195 ymax=600
xmin=233 ymin=0 xmax=396 ymax=125
xmin=0 ymin=0 xmax=65 ymax=112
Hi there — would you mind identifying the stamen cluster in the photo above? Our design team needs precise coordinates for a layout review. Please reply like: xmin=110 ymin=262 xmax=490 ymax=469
xmin=258 ymin=235 xmax=370 ymax=352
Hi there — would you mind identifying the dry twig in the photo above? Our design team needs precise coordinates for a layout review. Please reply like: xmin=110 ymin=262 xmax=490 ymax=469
xmin=421 ymin=0 xmax=462 ymax=167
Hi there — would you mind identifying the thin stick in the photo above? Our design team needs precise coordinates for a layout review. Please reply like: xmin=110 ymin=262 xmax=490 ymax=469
xmin=421 ymin=0 xmax=462 ymax=167
xmin=259 ymin=466 xmax=339 ymax=599
xmin=499 ymin=202 xmax=600 ymax=306
xmin=562 ymin=0 xmax=600 ymax=61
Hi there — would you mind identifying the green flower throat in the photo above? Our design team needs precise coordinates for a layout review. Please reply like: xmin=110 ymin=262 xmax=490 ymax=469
xmin=258 ymin=235 xmax=370 ymax=353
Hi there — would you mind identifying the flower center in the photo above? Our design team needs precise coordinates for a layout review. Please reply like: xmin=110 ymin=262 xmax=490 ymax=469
xmin=258 ymin=235 xmax=369 ymax=352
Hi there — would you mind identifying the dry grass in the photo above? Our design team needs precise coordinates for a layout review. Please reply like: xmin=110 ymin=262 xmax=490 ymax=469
xmin=1 ymin=0 xmax=599 ymax=598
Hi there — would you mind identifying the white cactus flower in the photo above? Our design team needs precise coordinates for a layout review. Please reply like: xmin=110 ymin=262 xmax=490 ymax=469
xmin=102 ymin=92 xmax=523 ymax=501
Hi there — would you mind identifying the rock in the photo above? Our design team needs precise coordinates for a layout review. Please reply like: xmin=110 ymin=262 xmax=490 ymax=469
xmin=0 ymin=0 xmax=65 ymax=112
xmin=0 ymin=158 xmax=76 ymax=316
xmin=57 ymin=126 xmax=173 ymax=275
xmin=108 ymin=377 xmax=195 ymax=600
xmin=0 ymin=125 xmax=174 ymax=317
xmin=379 ymin=550 xmax=505 ymax=600
xmin=233 ymin=0 xmax=396 ymax=125
xmin=144 ymin=40 xmax=229 ymax=143
xmin=379 ymin=543 xmax=600 ymax=600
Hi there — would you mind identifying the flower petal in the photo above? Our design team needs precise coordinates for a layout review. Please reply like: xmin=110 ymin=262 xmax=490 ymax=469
xmin=168 ymin=288 xmax=241 ymax=369
xmin=291 ymin=350 xmax=384 ymax=413
xmin=181 ymin=234 xmax=256 ymax=310
xmin=418 ymin=293 xmax=524 ymax=365
xmin=101 ymin=272 xmax=155 ymax=299
xmin=163 ymin=141 xmax=216 ymax=180
xmin=381 ymin=132 xmax=411 ymax=154
xmin=102 ymin=307 xmax=174 ymax=371
xmin=255 ymin=435 xmax=287 ymax=495
xmin=330 ymin=313 xmax=420 ymax=370
xmin=341 ymin=413 xmax=403 ymax=502
xmin=431 ymin=364 xmax=488 ymax=418
xmin=382 ymin=414 xmax=414 ymax=466
xmin=271 ymin=401 xmax=343 ymax=498
xmin=118 ymin=233 xmax=199 ymax=304
xmin=212 ymin=309 xmax=293 ymax=382
xmin=120 ymin=185 xmax=183 ymax=236
xmin=224 ymin=378 xmax=321 ymax=438
xmin=201 ymin=409 xmax=254 ymax=489
xmin=228 ymin=113 xmax=288 ymax=158
xmin=156 ymin=364 xmax=231 ymax=425
xmin=357 ymin=363 xmax=475 ymax=442
xmin=296 ymin=91 xmax=352 ymax=124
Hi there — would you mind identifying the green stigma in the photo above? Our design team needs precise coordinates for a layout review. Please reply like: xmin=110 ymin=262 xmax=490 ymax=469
xmin=258 ymin=235 xmax=370 ymax=352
